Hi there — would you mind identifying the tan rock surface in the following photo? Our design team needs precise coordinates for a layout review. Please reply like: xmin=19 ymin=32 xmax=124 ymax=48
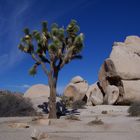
xmin=71 ymin=76 xmax=84 ymax=84
xmin=98 ymin=58 xmax=117 ymax=93
xmin=110 ymin=36 xmax=140 ymax=80
xmin=24 ymin=84 xmax=50 ymax=98
xmin=121 ymin=80 xmax=140 ymax=103
xmin=104 ymin=85 xmax=119 ymax=105
xmin=24 ymin=84 xmax=50 ymax=110
xmin=8 ymin=123 xmax=30 ymax=128
xmin=86 ymin=83 xmax=103 ymax=105
xmin=64 ymin=76 xmax=89 ymax=101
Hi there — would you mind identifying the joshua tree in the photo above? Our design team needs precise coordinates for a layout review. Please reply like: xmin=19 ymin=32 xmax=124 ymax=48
xmin=18 ymin=20 xmax=84 ymax=118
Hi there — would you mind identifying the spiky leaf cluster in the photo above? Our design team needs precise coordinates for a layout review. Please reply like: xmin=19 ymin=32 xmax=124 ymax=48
xmin=18 ymin=20 xmax=84 ymax=76
xmin=29 ymin=65 xmax=37 ymax=76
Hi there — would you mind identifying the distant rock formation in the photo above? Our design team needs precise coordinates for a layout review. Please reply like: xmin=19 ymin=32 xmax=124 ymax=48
xmin=24 ymin=84 xmax=50 ymax=98
xmin=24 ymin=84 xmax=50 ymax=111
xmin=98 ymin=36 xmax=140 ymax=105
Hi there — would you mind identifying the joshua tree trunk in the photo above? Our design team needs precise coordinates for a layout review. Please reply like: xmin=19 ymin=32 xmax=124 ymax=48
xmin=48 ymin=71 xmax=58 ymax=119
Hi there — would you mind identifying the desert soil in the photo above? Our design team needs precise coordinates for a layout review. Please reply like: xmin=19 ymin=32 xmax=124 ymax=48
xmin=0 ymin=105 xmax=140 ymax=140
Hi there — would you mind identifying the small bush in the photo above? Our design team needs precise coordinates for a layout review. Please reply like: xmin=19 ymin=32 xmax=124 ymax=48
xmin=60 ymin=96 xmax=74 ymax=108
xmin=87 ymin=117 xmax=104 ymax=126
xmin=0 ymin=92 xmax=37 ymax=117
xmin=72 ymin=100 xmax=86 ymax=109
xmin=128 ymin=102 xmax=140 ymax=117
xmin=102 ymin=110 xmax=108 ymax=114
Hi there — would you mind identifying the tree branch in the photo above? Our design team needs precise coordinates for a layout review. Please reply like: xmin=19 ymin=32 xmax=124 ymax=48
xmin=60 ymin=46 xmax=74 ymax=69
xmin=39 ymin=54 xmax=50 ymax=63
xmin=31 ymin=53 xmax=50 ymax=76
xmin=71 ymin=54 xmax=83 ymax=60
xmin=31 ymin=53 xmax=41 ymax=64
xmin=57 ymin=58 xmax=63 ymax=70
xmin=41 ymin=62 xmax=50 ymax=76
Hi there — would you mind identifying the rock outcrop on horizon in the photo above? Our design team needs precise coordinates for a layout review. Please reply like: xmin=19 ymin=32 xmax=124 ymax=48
xmin=24 ymin=84 xmax=50 ymax=111
xmin=98 ymin=36 xmax=140 ymax=105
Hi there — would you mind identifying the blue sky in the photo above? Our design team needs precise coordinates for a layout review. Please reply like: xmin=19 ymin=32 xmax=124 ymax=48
xmin=0 ymin=0 xmax=140 ymax=93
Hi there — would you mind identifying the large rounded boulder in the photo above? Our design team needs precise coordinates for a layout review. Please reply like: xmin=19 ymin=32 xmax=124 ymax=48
xmin=71 ymin=76 xmax=85 ymax=84
xmin=104 ymin=85 xmax=119 ymax=105
xmin=86 ymin=82 xmax=103 ymax=106
xmin=121 ymin=80 xmax=140 ymax=104
xmin=64 ymin=76 xmax=89 ymax=101
xmin=24 ymin=84 xmax=50 ymax=110
xmin=110 ymin=36 xmax=140 ymax=80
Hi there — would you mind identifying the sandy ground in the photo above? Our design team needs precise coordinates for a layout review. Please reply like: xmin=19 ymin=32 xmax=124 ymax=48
xmin=0 ymin=105 xmax=140 ymax=140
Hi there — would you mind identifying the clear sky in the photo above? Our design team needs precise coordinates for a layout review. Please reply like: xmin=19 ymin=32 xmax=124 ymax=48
xmin=0 ymin=0 xmax=140 ymax=93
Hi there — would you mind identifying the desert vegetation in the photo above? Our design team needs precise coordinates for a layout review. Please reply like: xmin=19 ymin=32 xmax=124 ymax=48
xmin=18 ymin=20 xmax=84 ymax=118
xmin=65 ymin=114 xmax=80 ymax=121
xmin=128 ymin=102 xmax=140 ymax=117
xmin=72 ymin=100 xmax=86 ymax=109
xmin=87 ymin=117 xmax=104 ymax=126
xmin=60 ymin=95 xmax=86 ymax=109
xmin=0 ymin=91 xmax=37 ymax=117
xmin=60 ymin=96 xmax=74 ymax=108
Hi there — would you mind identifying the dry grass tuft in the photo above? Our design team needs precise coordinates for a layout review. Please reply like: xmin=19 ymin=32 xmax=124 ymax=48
xmin=102 ymin=110 xmax=108 ymax=114
xmin=128 ymin=102 xmax=140 ymax=117
xmin=65 ymin=115 xmax=80 ymax=121
xmin=87 ymin=117 xmax=104 ymax=126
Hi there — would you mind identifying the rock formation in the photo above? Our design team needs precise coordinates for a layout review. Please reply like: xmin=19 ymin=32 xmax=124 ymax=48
xmin=86 ymin=82 xmax=103 ymax=105
xmin=24 ymin=35 xmax=140 ymax=107
xmin=98 ymin=36 xmax=140 ymax=105
xmin=121 ymin=80 xmax=140 ymax=104
xmin=64 ymin=76 xmax=89 ymax=101
xmin=110 ymin=36 xmax=140 ymax=80
xmin=24 ymin=84 xmax=50 ymax=111
xmin=104 ymin=85 xmax=119 ymax=105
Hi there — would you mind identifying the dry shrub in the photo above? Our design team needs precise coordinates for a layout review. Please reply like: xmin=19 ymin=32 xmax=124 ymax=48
xmin=60 ymin=96 xmax=74 ymax=108
xmin=65 ymin=115 xmax=80 ymax=121
xmin=60 ymin=96 xmax=86 ymax=109
xmin=72 ymin=100 xmax=86 ymax=109
xmin=87 ymin=117 xmax=104 ymax=126
xmin=0 ymin=92 xmax=37 ymax=117
xmin=128 ymin=101 xmax=140 ymax=117
xmin=102 ymin=110 xmax=108 ymax=114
